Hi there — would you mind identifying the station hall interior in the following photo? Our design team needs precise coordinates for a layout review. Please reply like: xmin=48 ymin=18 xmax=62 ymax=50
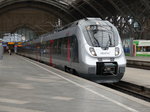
xmin=0 ymin=0 xmax=150 ymax=55
xmin=0 ymin=0 xmax=150 ymax=112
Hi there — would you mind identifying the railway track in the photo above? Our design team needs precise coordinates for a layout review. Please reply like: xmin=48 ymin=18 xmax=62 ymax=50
xmin=102 ymin=81 xmax=150 ymax=102
xmin=127 ymin=60 xmax=150 ymax=70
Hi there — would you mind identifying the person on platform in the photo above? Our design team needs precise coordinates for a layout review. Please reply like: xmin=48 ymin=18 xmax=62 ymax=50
xmin=8 ymin=49 xmax=11 ymax=55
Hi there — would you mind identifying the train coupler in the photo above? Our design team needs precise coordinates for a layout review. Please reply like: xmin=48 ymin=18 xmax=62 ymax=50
xmin=96 ymin=62 xmax=118 ymax=76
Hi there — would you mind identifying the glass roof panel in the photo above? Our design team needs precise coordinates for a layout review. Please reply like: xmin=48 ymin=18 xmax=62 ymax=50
xmin=56 ymin=0 xmax=77 ymax=5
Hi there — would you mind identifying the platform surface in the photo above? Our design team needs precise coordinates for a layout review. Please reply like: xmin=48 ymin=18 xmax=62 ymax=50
xmin=124 ymin=56 xmax=150 ymax=88
xmin=126 ymin=56 xmax=150 ymax=62
xmin=0 ymin=54 xmax=149 ymax=112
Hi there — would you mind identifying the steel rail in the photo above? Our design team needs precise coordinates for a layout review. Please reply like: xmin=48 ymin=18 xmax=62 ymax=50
xmin=102 ymin=81 xmax=150 ymax=102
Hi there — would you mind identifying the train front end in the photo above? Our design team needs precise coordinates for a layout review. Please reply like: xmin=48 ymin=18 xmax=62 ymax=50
xmin=78 ymin=18 xmax=126 ymax=83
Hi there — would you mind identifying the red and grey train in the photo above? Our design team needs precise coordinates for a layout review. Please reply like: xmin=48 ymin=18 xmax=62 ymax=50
xmin=19 ymin=18 xmax=126 ymax=83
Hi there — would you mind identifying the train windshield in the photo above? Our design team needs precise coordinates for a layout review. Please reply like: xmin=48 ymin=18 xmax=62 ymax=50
xmin=86 ymin=25 xmax=115 ymax=49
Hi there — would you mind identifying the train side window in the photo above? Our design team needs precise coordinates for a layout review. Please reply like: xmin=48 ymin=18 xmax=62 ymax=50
xmin=61 ymin=37 xmax=68 ymax=58
xmin=53 ymin=40 xmax=58 ymax=55
xmin=46 ymin=41 xmax=50 ymax=57
xmin=58 ymin=39 xmax=62 ymax=55
xmin=71 ymin=36 xmax=79 ymax=62
xmin=43 ymin=41 xmax=47 ymax=57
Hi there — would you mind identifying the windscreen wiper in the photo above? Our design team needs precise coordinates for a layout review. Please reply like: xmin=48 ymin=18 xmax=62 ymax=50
xmin=109 ymin=35 xmax=112 ymax=46
xmin=103 ymin=34 xmax=112 ymax=50
xmin=104 ymin=40 xmax=110 ymax=50
xmin=93 ymin=37 xmax=100 ymax=47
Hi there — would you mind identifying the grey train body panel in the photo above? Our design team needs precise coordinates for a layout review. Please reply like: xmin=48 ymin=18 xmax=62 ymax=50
xmin=18 ymin=18 xmax=126 ymax=83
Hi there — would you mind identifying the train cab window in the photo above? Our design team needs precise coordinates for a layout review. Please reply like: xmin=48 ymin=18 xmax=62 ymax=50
xmin=86 ymin=25 xmax=116 ymax=48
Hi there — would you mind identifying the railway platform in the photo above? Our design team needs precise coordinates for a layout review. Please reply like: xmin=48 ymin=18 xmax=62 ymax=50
xmin=126 ymin=56 xmax=150 ymax=62
xmin=126 ymin=56 xmax=150 ymax=70
xmin=0 ymin=54 xmax=149 ymax=112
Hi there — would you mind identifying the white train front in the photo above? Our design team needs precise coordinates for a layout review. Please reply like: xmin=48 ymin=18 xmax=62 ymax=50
xmin=19 ymin=18 xmax=126 ymax=83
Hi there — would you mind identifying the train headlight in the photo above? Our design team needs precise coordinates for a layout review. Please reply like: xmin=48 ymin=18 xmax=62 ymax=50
xmin=115 ymin=47 xmax=120 ymax=56
xmin=89 ymin=47 xmax=97 ymax=56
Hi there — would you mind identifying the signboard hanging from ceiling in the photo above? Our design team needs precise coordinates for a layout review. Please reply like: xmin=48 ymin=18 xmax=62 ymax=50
xmin=8 ymin=42 xmax=15 ymax=45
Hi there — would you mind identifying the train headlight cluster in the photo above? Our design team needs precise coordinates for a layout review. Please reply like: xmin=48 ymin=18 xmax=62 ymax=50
xmin=89 ymin=47 xmax=97 ymax=56
xmin=115 ymin=47 xmax=120 ymax=56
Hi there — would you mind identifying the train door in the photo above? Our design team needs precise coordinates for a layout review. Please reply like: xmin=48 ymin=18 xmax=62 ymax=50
xmin=67 ymin=37 xmax=71 ymax=63
xmin=50 ymin=40 xmax=54 ymax=66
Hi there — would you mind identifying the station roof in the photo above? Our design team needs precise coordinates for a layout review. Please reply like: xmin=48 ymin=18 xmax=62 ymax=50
xmin=0 ymin=0 xmax=149 ymax=39
xmin=0 ymin=0 xmax=149 ymax=21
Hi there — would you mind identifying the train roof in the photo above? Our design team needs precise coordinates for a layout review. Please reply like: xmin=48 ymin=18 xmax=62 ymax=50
xmin=26 ymin=18 xmax=115 ymax=44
